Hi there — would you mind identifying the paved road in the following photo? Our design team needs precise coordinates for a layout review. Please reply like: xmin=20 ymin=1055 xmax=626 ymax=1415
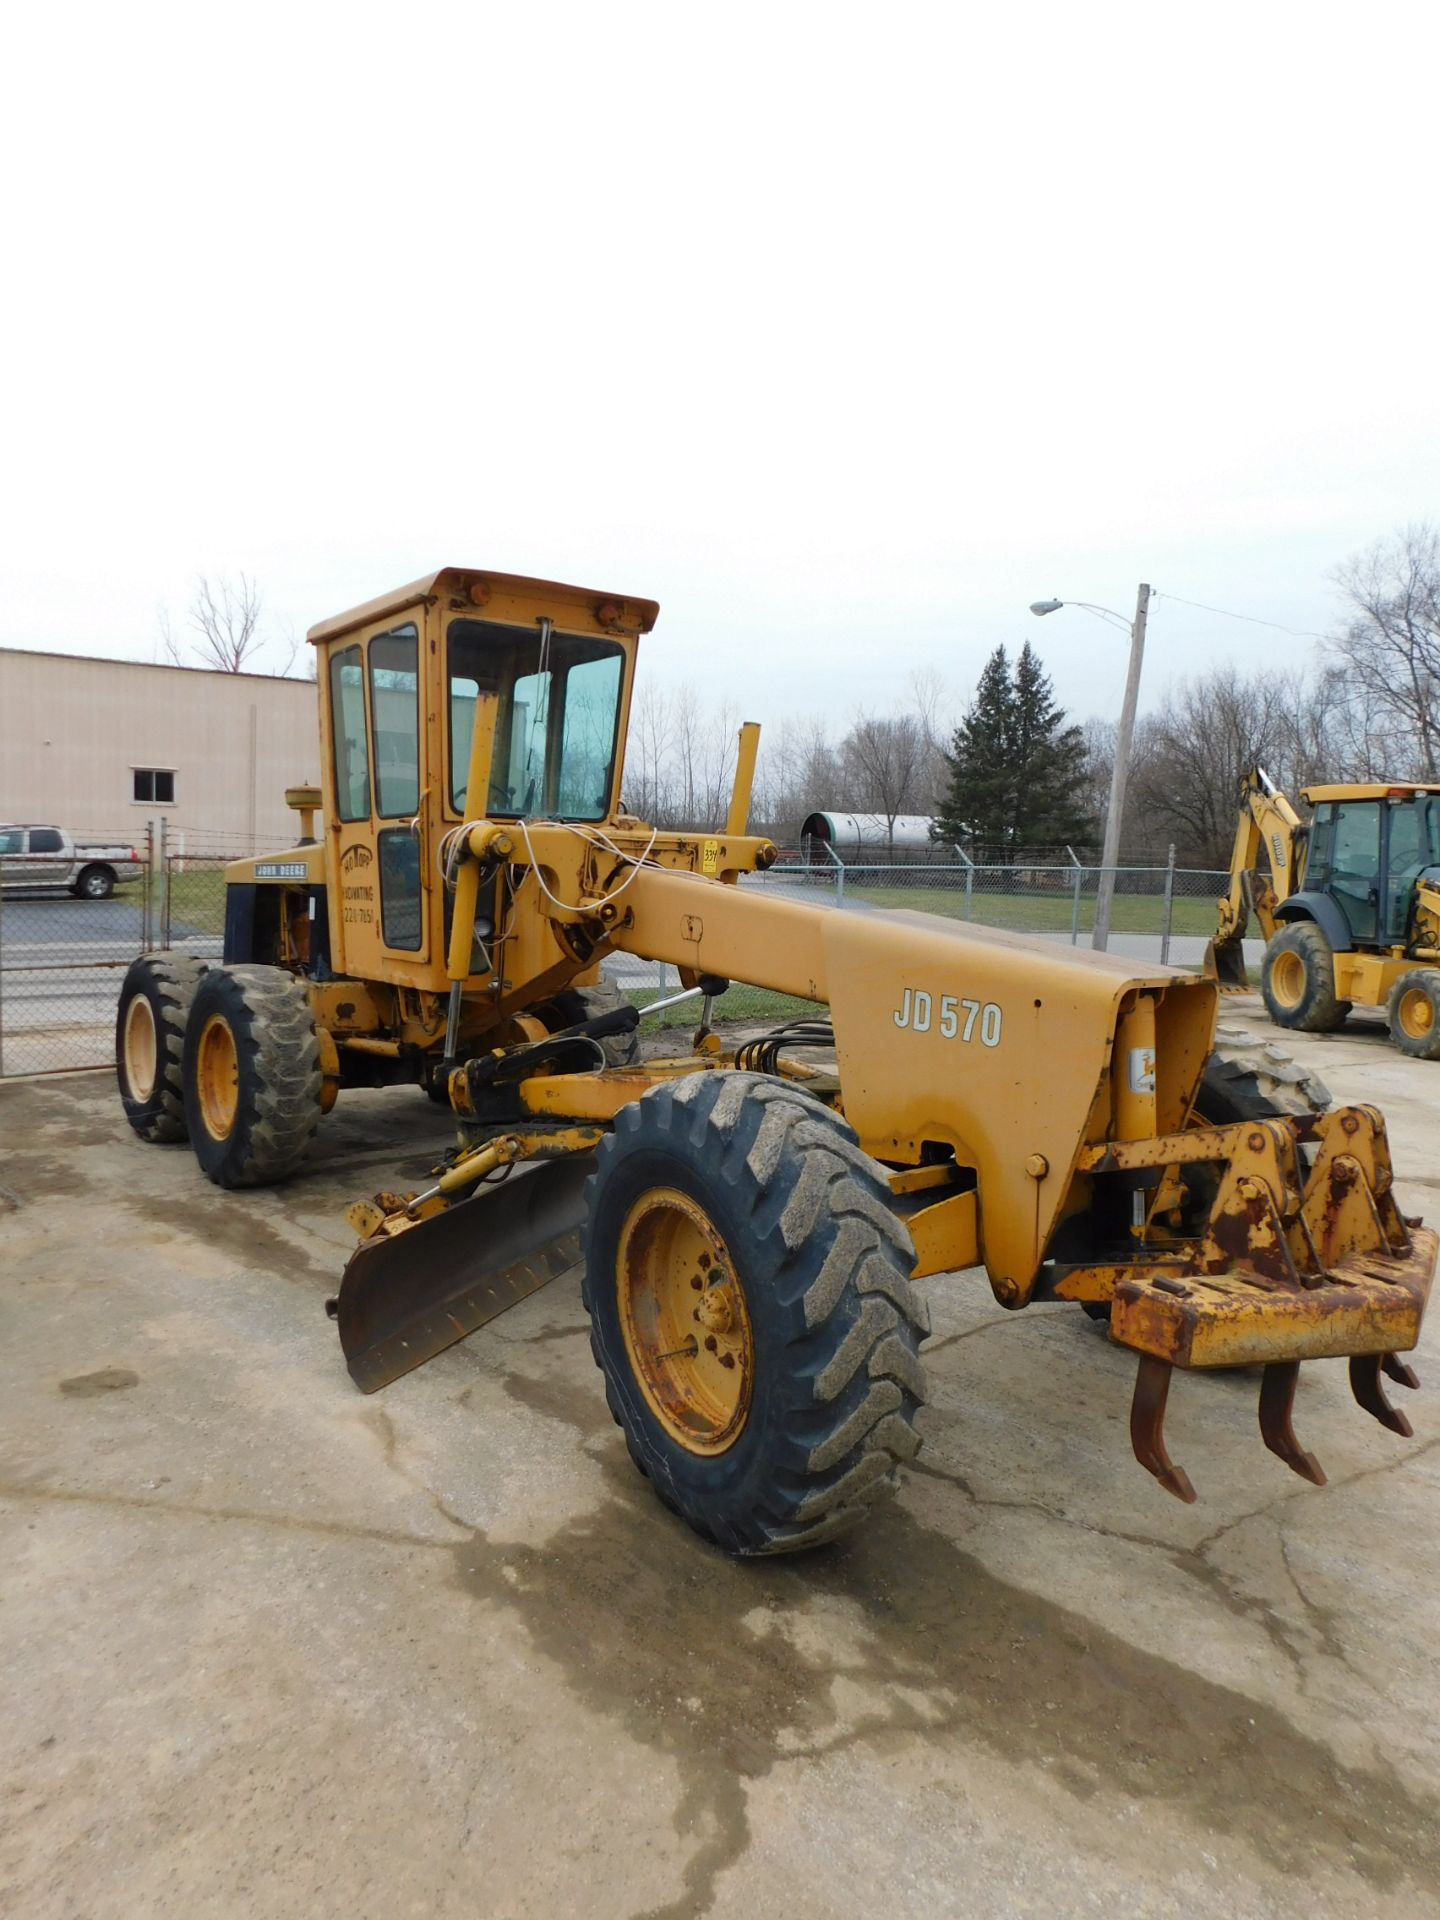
xmin=3 ymin=1005 xmax=1438 ymax=1917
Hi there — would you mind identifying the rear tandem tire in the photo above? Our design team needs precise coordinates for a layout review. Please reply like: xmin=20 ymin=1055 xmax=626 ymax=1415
xmin=116 ymin=953 xmax=209 ymax=1143
xmin=182 ymin=965 xmax=323 ymax=1188
xmin=1260 ymin=922 xmax=1351 ymax=1033
xmin=582 ymin=1071 xmax=929 ymax=1556
xmin=543 ymin=978 xmax=642 ymax=1067
xmin=1194 ymin=1026 xmax=1333 ymax=1122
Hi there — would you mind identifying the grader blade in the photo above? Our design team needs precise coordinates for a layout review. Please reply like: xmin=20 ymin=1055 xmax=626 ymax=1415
xmin=330 ymin=1157 xmax=593 ymax=1393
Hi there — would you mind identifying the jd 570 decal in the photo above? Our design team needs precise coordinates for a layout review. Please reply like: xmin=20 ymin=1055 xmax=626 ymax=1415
xmin=893 ymin=987 xmax=1002 ymax=1047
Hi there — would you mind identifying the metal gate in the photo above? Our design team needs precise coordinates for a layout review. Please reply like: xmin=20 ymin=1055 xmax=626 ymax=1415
xmin=0 ymin=825 xmax=158 ymax=1077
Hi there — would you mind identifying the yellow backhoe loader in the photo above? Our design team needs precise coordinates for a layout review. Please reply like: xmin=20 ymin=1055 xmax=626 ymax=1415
xmin=1206 ymin=767 xmax=1440 ymax=1058
xmin=115 ymin=573 xmax=1436 ymax=1553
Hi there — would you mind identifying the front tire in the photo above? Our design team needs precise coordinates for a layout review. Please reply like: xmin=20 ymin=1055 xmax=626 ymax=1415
xmin=182 ymin=965 xmax=322 ymax=1187
xmin=1261 ymin=922 xmax=1350 ymax=1033
xmin=116 ymin=953 xmax=208 ymax=1143
xmin=582 ymin=1072 xmax=928 ymax=1555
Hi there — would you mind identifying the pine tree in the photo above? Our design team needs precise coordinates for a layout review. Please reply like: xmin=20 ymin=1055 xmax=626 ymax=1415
xmin=934 ymin=642 xmax=1094 ymax=857
xmin=1009 ymin=642 xmax=1093 ymax=849
xmin=933 ymin=645 xmax=1015 ymax=851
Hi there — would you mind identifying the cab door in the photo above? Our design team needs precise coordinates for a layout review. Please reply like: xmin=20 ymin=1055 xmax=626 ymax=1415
xmin=367 ymin=623 xmax=428 ymax=963
xmin=1326 ymin=800 xmax=1381 ymax=944
xmin=323 ymin=624 xmax=429 ymax=982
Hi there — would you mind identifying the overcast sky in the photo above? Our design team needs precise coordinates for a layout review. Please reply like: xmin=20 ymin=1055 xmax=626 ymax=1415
xmin=2 ymin=2 xmax=1434 ymax=742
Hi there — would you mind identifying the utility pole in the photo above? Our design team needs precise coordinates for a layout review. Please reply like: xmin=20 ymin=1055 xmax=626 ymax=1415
xmin=1092 ymin=583 xmax=1150 ymax=952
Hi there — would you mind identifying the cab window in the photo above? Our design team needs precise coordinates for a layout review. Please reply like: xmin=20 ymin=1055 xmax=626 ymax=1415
xmin=329 ymin=645 xmax=371 ymax=823
xmin=447 ymin=620 xmax=624 ymax=821
xmin=369 ymin=624 xmax=420 ymax=819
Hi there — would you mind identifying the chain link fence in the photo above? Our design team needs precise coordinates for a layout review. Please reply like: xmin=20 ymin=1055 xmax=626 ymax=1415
xmin=1 ymin=831 xmax=1248 ymax=1075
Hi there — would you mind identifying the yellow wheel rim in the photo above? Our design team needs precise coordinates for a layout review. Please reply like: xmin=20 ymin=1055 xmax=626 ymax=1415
xmin=1398 ymin=986 xmax=1435 ymax=1040
xmin=1269 ymin=948 xmax=1306 ymax=1009
xmin=195 ymin=1012 xmax=240 ymax=1141
xmin=122 ymin=994 xmax=158 ymax=1101
xmin=616 ymin=1186 xmax=753 ymax=1456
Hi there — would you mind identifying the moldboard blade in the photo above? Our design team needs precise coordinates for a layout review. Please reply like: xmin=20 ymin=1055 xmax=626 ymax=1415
xmin=333 ymin=1156 xmax=593 ymax=1393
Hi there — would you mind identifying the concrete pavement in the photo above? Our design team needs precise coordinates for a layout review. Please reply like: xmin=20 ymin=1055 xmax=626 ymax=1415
xmin=3 ymin=997 xmax=1440 ymax=1918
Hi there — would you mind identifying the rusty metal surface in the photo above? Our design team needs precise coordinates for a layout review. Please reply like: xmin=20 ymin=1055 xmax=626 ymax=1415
xmin=1257 ymin=1361 xmax=1326 ymax=1485
xmin=1129 ymin=1355 xmax=1197 ymax=1504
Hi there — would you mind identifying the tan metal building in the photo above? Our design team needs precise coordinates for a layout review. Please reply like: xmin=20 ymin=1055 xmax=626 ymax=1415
xmin=0 ymin=648 xmax=319 ymax=850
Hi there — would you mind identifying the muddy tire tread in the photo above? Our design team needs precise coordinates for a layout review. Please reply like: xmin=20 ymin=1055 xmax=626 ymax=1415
xmin=116 ymin=953 xmax=209 ymax=1143
xmin=183 ymin=965 xmax=322 ymax=1187
xmin=582 ymin=1071 xmax=927 ymax=1557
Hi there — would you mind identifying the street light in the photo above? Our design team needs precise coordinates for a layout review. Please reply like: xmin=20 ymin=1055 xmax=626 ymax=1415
xmin=1030 ymin=583 xmax=1152 ymax=953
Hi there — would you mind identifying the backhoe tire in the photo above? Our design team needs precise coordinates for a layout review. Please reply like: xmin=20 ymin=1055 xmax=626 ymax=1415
xmin=1194 ymin=1025 xmax=1332 ymax=1122
xmin=544 ymin=977 xmax=642 ymax=1067
xmin=1260 ymin=922 xmax=1350 ymax=1033
xmin=582 ymin=1071 xmax=928 ymax=1556
xmin=1387 ymin=969 xmax=1440 ymax=1060
xmin=116 ymin=953 xmax=209 ymax=1143
xmin=182 ymin=965 xmax=322 ymax=1188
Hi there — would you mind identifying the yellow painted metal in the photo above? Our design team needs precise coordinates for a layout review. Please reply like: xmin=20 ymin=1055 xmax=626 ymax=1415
xmin=907 ymin=1189 xmax=980 ymax=1278
xmin=726 ymin=722 xmax=761 ymax=836
xmin=1111 ymin=1230 xmax=1436 ymax=1368
xmin=1396 ymin=983 xmax=1435 ymax=1040
xmin=615 ymin=1185 xmax=753 ymax=1456
xmin=194 ymin=1012 xmax=240 ymax=1142
xmin=1269 ymin=946 xmax=1307 ymax=1009
xmin=122 ymin=993 xmax=157 ymax=1102
xmin=1332 ymin=951 xmax=1420 ymax=1005
xmin=1302 ymin=782 xmax=1440 ymax=804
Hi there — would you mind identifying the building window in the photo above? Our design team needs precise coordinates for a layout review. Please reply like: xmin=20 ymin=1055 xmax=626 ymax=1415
xmin=133 ymin=769 xmax=176 ymax=804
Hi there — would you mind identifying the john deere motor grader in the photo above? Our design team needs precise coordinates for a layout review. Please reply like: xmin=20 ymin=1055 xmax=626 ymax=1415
xmin=1206 ymin=767 xmax=1440 ymax=1058
xmin=116 ymin=570 xmax=1436 ymax=1553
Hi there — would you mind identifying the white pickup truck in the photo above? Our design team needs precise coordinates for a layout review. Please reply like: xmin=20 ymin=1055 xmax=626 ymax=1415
xmin=0 ymin=826 xmax=143 ymax=899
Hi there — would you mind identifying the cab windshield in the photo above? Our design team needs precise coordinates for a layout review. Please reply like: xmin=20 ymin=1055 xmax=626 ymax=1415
xmin=447 ymin=619 xmax=625 ymax=821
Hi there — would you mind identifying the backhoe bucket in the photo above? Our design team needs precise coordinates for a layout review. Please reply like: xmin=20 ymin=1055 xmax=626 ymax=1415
xmin=1203 ymin=932 xmax=1250 ymax=991
xmin=330 ymin=1157 xmax=593 ymax=1393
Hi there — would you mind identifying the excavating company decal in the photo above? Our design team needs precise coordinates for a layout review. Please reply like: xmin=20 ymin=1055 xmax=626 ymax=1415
xmin=892 ymin=988 xmax=1002 ymax=1046
xmin=341 ymin=842 xmax=376 ymax=924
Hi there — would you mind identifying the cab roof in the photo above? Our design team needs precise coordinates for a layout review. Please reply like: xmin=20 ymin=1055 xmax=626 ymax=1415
xmin=306 ymin=567 xmax=659 ymax=646
xmin=1302 ymin=783 xmax=1440 ymax=804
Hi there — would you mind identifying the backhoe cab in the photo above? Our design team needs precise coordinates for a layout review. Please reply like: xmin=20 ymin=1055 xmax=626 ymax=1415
xmin=1207 ymin=767 xmax=1440 ymax=1058
xmin=116 ymin=576 xmax=1436 ymax=1556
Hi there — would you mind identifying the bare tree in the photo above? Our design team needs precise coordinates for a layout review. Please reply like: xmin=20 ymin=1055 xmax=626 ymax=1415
xmin=840 ymin=713 xmax=928 ymax=853
xmin=1329 ymin=525 xmax=1440 ymax=778
xmin=190 ymin=573 xmax=266 ymax=672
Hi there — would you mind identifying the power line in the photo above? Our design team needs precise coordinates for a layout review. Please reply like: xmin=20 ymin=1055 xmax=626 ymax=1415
xmin=1153 ymin=591 xmax=1329 ymax=642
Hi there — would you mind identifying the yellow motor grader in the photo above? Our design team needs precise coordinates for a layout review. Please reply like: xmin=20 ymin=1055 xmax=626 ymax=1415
xmin=116 ymin=570 xmax=1435 ymax=1553
xmin=1206 ymin=767 xmax=1440 ymax=1058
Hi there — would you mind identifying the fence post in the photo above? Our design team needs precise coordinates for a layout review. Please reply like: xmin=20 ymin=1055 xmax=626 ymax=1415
xmin=160 ymin=817 xmax=171 ymax=951
xmin=1160 ymin=843 xmax=1177 ymax=966
xmin=834 ymin=855 xmax=845 ymax=909
xmin=1070 ymin=863 xmax=1084 ymax=945
xmin=959 ymin=847 xmax=974 ymax=921
xmin=0 ymin=872 xmax=6 ymax=1079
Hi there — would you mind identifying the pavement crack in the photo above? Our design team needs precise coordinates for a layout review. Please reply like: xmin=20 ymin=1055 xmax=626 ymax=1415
xmin=0 ymin=1479 xmax=447 ymax=1552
